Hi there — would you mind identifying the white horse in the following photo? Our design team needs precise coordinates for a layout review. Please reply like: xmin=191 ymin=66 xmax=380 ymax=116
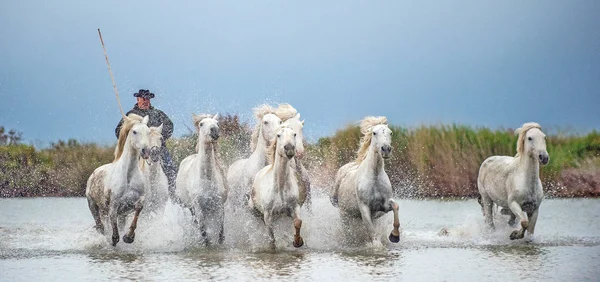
xmin=249 ymin=126 xmax=304 ymax=249
xmin=175 ymin=114 xmax=228 ymax=244
xmin=275 ymin=103 xmax=311 ymax=208
xmin=227 ymin=105 xmax=282 ymax=208
xmin=86 ymin=114 xmax=152 ymax=246
xmin=331 ymin=116 xmax=400 ymax=247
xmin=477 ymin=122 xmax=549 ymax=240
xmin=143 ymin=124 xmax=169 ymax=214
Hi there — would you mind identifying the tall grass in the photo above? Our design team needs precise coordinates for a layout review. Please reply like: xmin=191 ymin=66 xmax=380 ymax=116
xmin=1 ymin=120 xmax=598 ymax=198
xmin=308 ymin=124 xmax=600 ymax=198
xmin=0 ymin=140 xmax=113 ymax=197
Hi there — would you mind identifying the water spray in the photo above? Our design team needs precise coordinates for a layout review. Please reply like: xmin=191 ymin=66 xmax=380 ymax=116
xmin=97 ymin=28 xmax=126 ymax=119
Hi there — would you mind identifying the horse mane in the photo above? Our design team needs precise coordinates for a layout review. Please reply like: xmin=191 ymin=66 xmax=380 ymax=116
xmin=275 ymin=103 xmax=298 ymax=121
xmin=250 ymin=104 xmax=276 ymax=151
xmin=515 ymin=122 xmax=542 ymax=157
xmin=355 ymin=116 xmax=388 ymax=163
xmin=114 ymin=114 xmax=145 ymax=162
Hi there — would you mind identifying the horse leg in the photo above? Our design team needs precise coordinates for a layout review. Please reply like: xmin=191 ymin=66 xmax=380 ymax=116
xmin=108 ymin=207 xmax=119 ymax=246
xmin=201 ymin=211 xmax=210 ymax=247
xmin=388 ymin=200 xmax=400 ymax=243
xmin=358 ymin=204 xmax=381 ymax=247
xmin=263 ymin=212 xmax=276 ymax=250
xmin=481 ymin=194 xmax=495 ymax=231
xmin=191 ymin=205 xmax=208 ymax=245
xmin=526 ymin=207 xmax=540 ymax=236
xmin=118 ymin=215 xmax=127 ymax=232
xmin=87 ymin=196 xmax=104 ymax=234
xmin=508 ymin=201 xmax=528 ymax=240
xmin=290 ymin=205 xmax=304 ymax=248
xmin=123 ymin=199 xmax=143 ymax=244
xmin=297 ymin=161 xmax=312 ymax=212
xmin=218 ymin=209 xmax=225 ymax=245
xmin=508 ymin=212 xmax=517 ymax=227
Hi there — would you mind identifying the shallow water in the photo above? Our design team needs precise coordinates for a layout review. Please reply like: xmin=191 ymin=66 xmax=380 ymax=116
xmin=1 ymin=197 xmax=599 ymax=281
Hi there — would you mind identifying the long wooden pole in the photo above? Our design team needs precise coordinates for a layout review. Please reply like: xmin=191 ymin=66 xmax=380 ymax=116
xmin=98 ymin=29 xmax=126 ymax=118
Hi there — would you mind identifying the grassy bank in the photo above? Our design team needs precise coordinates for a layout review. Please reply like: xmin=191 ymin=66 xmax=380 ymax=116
xmin=306 ymin=124 xmax=600 ymax=198
xmin=1 ymin=121 xmax=598 ymax=198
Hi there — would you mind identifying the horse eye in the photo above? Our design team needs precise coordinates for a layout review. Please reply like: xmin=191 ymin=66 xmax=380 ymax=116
xmin=528 ymin=137 xmax=532 ymax=141
xmin=133 ymin=130 xmax=137 ymax=135
xmin=279 ymin=121 xmax=283 ymax=124
xmin=200 ymin=123 xmax=204 ymax=127
xmin=373 ymin=132 xmax=377 ymax=135
xmin=264 ymin=121 xmax=268 ymax=125
xmin=390 ymin=131 xmax=393 ymax=136
xmin=294 ymin=133 xmax=297 ymax=137
xmin=277 ymin=134 xmax=281 ymax=138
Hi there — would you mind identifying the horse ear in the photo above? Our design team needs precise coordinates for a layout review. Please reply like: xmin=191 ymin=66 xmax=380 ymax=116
xmin=301 ymin=119 xmax=305 ymax=126
xmin=142 ymin=115 xmax=149 ymax=125
xmin=295 ymin=113 xmax=301 ymax=119
xmin=213 ymin=113 xmax=219 ymax=120
xmin=157 ymin=123 xmax=164 ymax=133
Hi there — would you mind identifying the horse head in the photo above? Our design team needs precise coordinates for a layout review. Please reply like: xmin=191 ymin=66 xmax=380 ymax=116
xmin=275 ymin=126 xmax=296 ymax=160
xmin=371 ymin=124 xmax=393 ymax=159
xmin=128 ymin=115 xmax=152 ymax=160
xmin=149 ymin=124 xmax=164 ymax=163
xmin=283 ymin=113 xmax=305 ymax=158
xmin=261 ymin=113 xmax=282 ymax=146
xmin=517 ymin=122 xmax=549 ymax=165
xmin=193 ymin=113 xmax=220 ymax=144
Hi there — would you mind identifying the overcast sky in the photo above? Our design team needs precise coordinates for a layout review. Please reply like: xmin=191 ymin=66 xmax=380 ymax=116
xmin=1 ymin=1 xmax=598 ymax=147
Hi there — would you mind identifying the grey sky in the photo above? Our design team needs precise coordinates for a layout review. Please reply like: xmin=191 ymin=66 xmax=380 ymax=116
xmin=1 ymin=1 xmax=599 ymax=147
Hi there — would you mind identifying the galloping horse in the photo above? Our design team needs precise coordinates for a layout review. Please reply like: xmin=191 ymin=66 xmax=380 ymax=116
xmin=275 ymin=104 xmax=311 ymax=209
xmin=478 ymin=122 xmax=549 ymax=240
xmin=331 ymin=116 xmax=400 ymax=247
xmin=249 ymin=126 xmax=304 ymax=249
xmin=86 ymin=114 xmax=152 ymax=246
xmin=143 ymin=124 xmax=169 ymax=214
xmin=175 ymin=114 xmax=228 ymax=244
xmin=227 ymin=105 xmax=282 ymax=208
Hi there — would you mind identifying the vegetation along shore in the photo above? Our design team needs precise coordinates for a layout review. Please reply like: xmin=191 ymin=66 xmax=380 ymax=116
xmin=1 ymin=117 xmax=598 ymax=198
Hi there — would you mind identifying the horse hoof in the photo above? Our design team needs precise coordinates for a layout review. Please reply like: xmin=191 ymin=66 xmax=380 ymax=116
xmin=123 ymin=234 xmax=135 ymax=244
xmin=389 ymin=232 xmax=400 ymax=243
xmin=112 ymin=235 xmax=119 ymax=246
xmin=438 ymin=228 xmax=449 ymax=236
xmin=509 ymin=230 xmax=521 ymax=240
xmin=293 ymin=237 xmax=304 ymax=248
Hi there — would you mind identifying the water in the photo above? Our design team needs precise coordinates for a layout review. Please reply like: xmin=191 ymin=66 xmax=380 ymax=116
xmin=1 ymin=197 xmax=599 ymax=281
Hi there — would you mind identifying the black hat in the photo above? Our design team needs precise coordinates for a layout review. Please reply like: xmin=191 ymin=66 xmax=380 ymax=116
xmin=133 ymin=89 xmax=155 ymax=99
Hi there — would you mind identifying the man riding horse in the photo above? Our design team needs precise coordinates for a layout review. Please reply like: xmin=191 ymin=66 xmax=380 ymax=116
xmin=115 ymin=89 xmax=177 ymax=199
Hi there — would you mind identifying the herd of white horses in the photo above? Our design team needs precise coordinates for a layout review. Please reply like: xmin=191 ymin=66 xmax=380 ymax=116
xmin=85 ymin=103 xmax=549 ymax=248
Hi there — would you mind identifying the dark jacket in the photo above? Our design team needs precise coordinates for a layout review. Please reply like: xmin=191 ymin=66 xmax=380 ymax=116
xmin=115 ymin=104 xmax=174 ymax=145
